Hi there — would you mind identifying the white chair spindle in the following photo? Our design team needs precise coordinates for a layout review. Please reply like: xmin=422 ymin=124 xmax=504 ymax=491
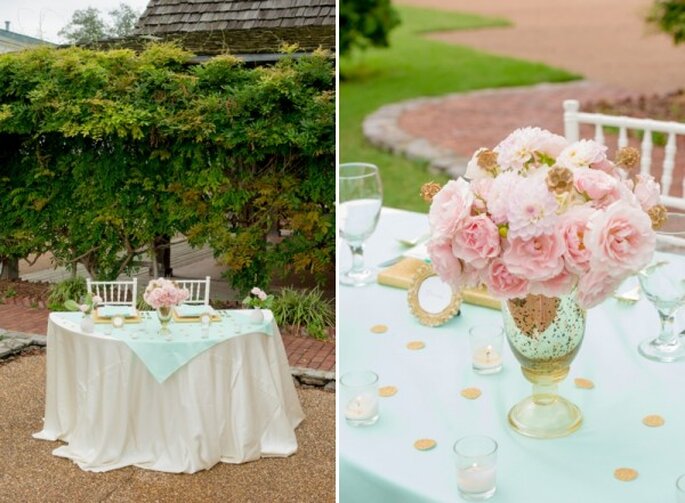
xmin=594 ymin=124 xmax=605 ymax=145
xmin=618 ymin=126 xmax=628 ymax=149
xmin=640 ymin=130 xmax=653 ymax=176
xmin=661 ymin=132 xmax=677 ymax=196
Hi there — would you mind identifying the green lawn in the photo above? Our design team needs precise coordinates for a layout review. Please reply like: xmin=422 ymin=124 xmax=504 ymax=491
xmin=340 ymin=5 xmax=579 ymax=211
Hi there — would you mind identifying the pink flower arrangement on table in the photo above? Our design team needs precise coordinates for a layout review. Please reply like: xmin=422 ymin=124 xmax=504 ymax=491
xmin=426 ymin=127 xmax=665 ymax=309
xmin=143 ymin=278 xmax=189 ymax=309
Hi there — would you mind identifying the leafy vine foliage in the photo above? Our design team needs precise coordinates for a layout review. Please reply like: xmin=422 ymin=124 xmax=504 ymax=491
xmin=0 ymin=44 xmax=335 ymax=293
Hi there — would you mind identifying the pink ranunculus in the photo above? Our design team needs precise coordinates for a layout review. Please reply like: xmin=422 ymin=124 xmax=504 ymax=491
xmin=560 ymin=205 xmax=594 ymax=274
xmin=633 ymin=174 xmax=661 ymax=210
xmin=503 ymin=233 xmax=566 ymax=281
xmin=557 ymin=139 xmax=608 ymax=170
xmin=487 ymin=171 xmax=520 ymax=224
xmin=576 ymin=269 xmax=624 ymax=309
xmin=529 ymin=268 xmax=576 ymax=298
xmin=585 ymin=201 xmax=656 ymax=276
xmin=574 ymin=168 xmax=620 ymax=206
xmin=484 ymin=258 xmax=529 ymax=299
xmin=451 ymin=214 xmax=501 ymax=269
xmin=428 ymin=178 xmax=474 ymax=239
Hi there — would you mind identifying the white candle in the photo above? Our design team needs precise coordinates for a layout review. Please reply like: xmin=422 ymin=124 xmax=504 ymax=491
xmin=457 ymin=464 xmax=496 ymax=494
xmin=472 ymin=345 xmax=502 ymax=370
xmin=345 ymin=393 xmax=379 ymax=420
xmin=112 ymin=315 xmax=125 ymax=329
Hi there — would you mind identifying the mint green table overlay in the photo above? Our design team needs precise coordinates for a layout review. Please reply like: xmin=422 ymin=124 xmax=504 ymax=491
xmin=53 ymin=310 xmax=274 ymax=383
xmin=339 ymin=208 xmax=685 ymax=503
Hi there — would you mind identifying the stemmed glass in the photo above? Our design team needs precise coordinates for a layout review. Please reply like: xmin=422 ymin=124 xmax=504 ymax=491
xmin=637 ymin=213 xmax=685 ymax=362
xmin=339 ymin=163 xmax=383 ymax=286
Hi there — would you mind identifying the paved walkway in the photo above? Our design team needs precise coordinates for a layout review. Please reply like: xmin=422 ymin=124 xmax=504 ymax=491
xmin=0 ymin=303 xmax=335 ymax=374
xmin=398 ymin=0 xmax=685 ymax=95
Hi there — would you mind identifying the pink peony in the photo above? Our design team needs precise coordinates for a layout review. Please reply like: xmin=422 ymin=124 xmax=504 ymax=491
xmin=574 ymin=168 xmax=620 ymax=206
xmin=633 ymin=174 xmax=661 ymax=210
xmin=484 ymin=258 xmax=529 ymax=299
xmin=503 ymin=233 xmax=566 ymax=281
xmin=576 ymin=270 xmax=624 ymax=309
xmin=451 ymin=214 xmax=501 ymax=269
xmin=505 ymin=173 xmax=559 ymax=239
xmin=428 ymin=178 xmax=474 ymax=239
xmin=529 ymin=268 xmax=576 ymax=298
xmin=585 ymin=201 xmax=656 ymax=276
xmin=495 ymin=127 xmax=568 ymax=171
xmin=557 ymin=139 xmax=608 ymax=170
xmin=560 ymin=206 xmax=594 ymax=274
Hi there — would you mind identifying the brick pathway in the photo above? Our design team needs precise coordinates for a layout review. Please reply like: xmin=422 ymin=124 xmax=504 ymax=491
xmin=0 ymin=303 xmax=335 ymax=373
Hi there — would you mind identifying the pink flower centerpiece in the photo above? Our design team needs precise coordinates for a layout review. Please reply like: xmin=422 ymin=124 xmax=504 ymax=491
xmin=144 ymin=278 xmax=189 ymax=335
xmin=427 ymin=127 xmax=662 ymax=309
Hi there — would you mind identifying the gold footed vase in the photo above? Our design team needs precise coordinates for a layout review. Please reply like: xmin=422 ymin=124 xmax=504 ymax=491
xmin=157 ymin=306 xmax=173 ymax=336
xmin=502 ymin=293 xmax=586 ymax=439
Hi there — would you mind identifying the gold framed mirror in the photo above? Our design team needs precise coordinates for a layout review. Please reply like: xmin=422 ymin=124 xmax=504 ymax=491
xmin=407 ymin=263 xmax=462 ymax=326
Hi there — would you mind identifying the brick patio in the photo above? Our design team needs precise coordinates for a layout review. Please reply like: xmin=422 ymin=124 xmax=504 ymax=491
xmin=0 ymin=303 xmax=335 ymax=373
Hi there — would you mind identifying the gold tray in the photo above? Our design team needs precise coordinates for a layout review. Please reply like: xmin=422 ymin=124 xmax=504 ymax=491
xmin=172 ymin=311 xmax=222 ymax=323
xmin=93 ymin=312 xmax=142 ymax=324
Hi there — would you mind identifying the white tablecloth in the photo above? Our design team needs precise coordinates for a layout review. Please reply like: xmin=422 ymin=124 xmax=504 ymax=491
xmin=34 ymin=312 xmax=305 ymax=473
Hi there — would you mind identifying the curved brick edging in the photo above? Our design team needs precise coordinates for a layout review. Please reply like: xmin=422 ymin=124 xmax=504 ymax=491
xmin=362 ymin=81 xmax=633 ymax=177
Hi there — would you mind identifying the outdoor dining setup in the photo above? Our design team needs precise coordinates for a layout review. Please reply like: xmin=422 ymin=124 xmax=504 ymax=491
xmin=339 ymin=103 xmax=685 ymax=501
xmin=33 ymin=276 xmax=304 ymax=473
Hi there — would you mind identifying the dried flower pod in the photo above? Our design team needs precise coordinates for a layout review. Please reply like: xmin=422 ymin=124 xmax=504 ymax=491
xmin=615 ymin=147 xmax=640 ymax=171
xmin=420 ymin=182 xmax=442 ymax=202
xmin=546 ymin=166 xmax=574 ymax=194
xmin=476 ymin=149 xmax=499 ymax=175
xmin=648 ymin=204 xmax=668 ymax=230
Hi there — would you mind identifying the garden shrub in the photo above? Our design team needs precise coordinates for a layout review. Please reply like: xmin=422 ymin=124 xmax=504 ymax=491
xmin=648 ymin=0 xmax=685 ymax=44
xmin=271 ymin=287 xmax=334 ymax=340
xmin=0 ymin=44 xmax=335 ymax=294
xmin=340 ymin=0 xmax=401 ymax=56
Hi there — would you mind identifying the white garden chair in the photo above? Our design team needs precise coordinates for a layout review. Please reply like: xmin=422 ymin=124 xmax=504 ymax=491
xmin=175 ymin=276 xmax=211 ymax=306
xmin=563 ymin=99 xmax=685 ymax=211
xmin=86 ymin=278 xmax=138 ymax=308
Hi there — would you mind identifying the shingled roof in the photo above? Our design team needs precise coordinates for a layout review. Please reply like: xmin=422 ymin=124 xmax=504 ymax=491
xmin=128 ymin=0 xmax=335 ymax=57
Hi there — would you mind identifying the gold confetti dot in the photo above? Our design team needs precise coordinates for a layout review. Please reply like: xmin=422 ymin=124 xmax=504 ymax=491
xmin=406 ymin=341 xmax=425 ymax=350
xmin=642 ymin=415 xmax=665 ymax=427
xmin=460 ymin=387 xmax=482 ymax=400
xmin=414 ymin=439 xmax=436 ymax=451
xmin=574 ymin=378 xmax=594 ymax=389
xmin=614 ymin=468 xmax=638 ymax=482
xmin=370 ymin=324 xmax=388 ymax=334
xmin=379 ymin=386 xmax=398 ymax=397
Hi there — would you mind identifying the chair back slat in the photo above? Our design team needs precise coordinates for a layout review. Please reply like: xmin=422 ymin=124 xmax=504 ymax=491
xmin=86 ymin=278 xmax=138 ymax=309
xmin=175 ymin=276 xmax=211 ymax=305
xmin=562 ymin=99 xmax=685 ymax=211
xmin=594 ymin=124 xmax=604 ymax=145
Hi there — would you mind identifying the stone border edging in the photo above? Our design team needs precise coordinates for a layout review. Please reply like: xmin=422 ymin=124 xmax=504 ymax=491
xmin=362 ymin=80 xmax=596 ymax=177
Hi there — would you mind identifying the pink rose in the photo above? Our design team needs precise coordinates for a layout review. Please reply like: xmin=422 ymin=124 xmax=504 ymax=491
xmin=427 ymin=239 xmax=480 ymax=290
xmin=633 ymin=174 xmax=661 ymax=210
xmin=576 ymin=270 xmax=623 ymax=309
xmin=529 ymin=268 xmax=576 ymax=298
xmin=451 ymin=214 xmax=501 ymax=269
xmin=484 ymin=258 xmax=529 ymax=299
xmin=574 ymin=168 xmax=620 ymax=206
xmin=428 ymin=178 xmax=474 ymax=239
xmin=560 ymin=206 xmax=594 ymax=274
xmin=585 ymin=201 xmax=656 ymax=276
xmin=503 ymin=233 xmax=566 ymax=281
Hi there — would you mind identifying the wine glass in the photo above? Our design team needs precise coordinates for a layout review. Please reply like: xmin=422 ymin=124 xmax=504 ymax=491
xmin=637 ymin=213 xmax=685 ymax=362
xmin=339 ymin=163 xmax=383 ymax=286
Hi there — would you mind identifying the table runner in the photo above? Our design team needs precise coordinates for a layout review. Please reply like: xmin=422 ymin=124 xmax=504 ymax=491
xmin=52 ymin=310 xmax=274 ymax=382
xmin=339 ymin=208 xmax=685 ymax=503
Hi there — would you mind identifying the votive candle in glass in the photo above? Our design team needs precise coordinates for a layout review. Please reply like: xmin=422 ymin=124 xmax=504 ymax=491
xmin=469 ymin=325 xmax=503 ymax=374
xmin=453 ymin=435 xmax=497 ymax=501
xmin=341 ymin=370 xmax=380 ymax=427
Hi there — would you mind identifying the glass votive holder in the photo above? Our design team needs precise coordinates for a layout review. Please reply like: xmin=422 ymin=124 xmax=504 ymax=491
xmin=677 ymin=474 xmax=685 ymax=503
xmin=112 ymin=314 xmax=125 ymax=331
xmin=200 ymin=311 xmax=211 ymax=338
xmin=340 ymin=370 xmax=380 ymax=427
xmin=469 ymin=325 xmax=503 ymax=375
xmin=453 ymin=435 xmax=498 ymax=501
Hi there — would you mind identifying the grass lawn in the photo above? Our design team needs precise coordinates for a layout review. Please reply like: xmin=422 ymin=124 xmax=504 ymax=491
xmin=340 ymin=4 xmax=580 ymax=212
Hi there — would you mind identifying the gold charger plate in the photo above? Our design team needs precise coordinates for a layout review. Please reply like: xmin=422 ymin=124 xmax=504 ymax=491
xmin=172 ymin=311 xmax=221 ymax=323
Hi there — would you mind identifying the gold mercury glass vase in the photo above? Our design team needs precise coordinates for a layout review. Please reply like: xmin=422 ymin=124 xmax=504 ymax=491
xmin=157 ymin=306 xmax=173 ymax=335
xmin=502 ymin=293 xmax=586 ymax=439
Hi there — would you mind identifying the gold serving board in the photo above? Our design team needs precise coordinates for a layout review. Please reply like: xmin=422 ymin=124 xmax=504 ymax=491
xmin=93 ymin=311 xmax=142 ymax=324
xmin=171 ymin=311 xmax=222 ymax=323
